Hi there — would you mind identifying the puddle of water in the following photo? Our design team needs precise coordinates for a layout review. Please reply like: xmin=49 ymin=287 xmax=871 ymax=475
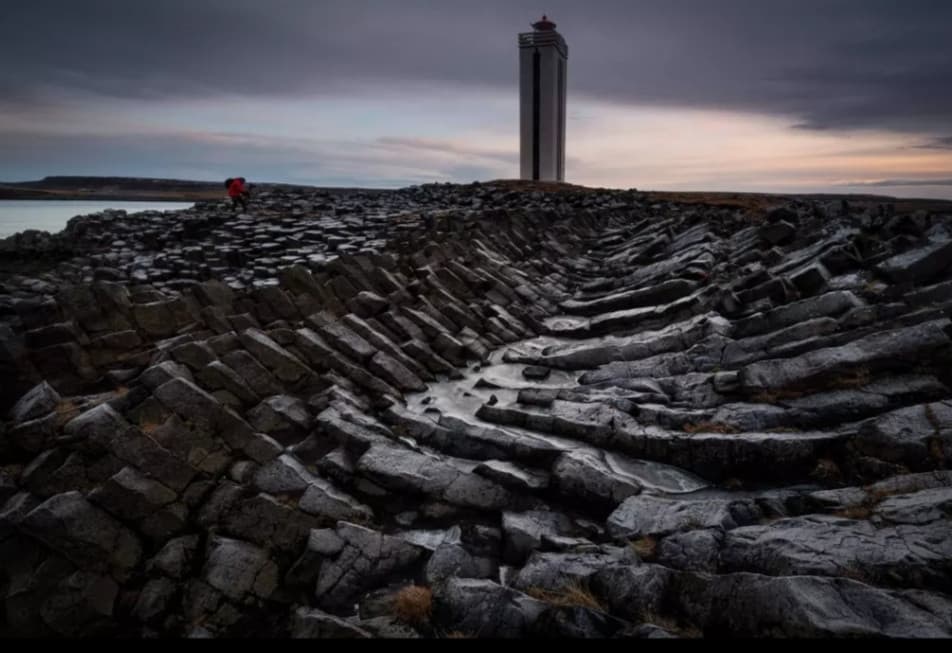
xmin=407 ymin=343 xmax=579 ymax=420
xmin=603 ymin=452 xmax=708 ymax=494
xmin=543 ymin=315 xmax=590 ymax=332
xmin=403 ymin=335 xmax=712 ymax=496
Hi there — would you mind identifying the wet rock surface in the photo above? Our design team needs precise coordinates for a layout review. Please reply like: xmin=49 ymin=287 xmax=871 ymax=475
xmin=2 ymin=183 xmax=952 ymax=637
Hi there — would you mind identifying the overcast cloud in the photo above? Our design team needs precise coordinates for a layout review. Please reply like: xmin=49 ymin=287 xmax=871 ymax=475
xmin=2 ymin=0 xmax=951 ymax=195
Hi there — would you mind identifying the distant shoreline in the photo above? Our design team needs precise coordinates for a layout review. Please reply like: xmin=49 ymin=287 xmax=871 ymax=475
xmin=2 ymin=175 xmax=951 ymax=213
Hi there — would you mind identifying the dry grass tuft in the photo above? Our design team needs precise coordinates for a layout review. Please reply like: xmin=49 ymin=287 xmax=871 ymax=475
xmin=752 ymin=388 xmax=805 ymax=404
xmin=828 ymin=368 xmax=871 ymax=389
xmin=139 ymin=420 xmax=164 ymax=436
xmin=682 ymin=422 xmax=738 ymax=434
xmin=835 ymin=505 xmax=873 ymax=520
xmin=526 ymin=581 xmax=605 ymax=612
xmin=392 ymin=585 xmax=433 ymax=626
xmin=54 ymin=399 xmax=81 ymax=427
xmin=641 ymin=613 xmax=703 ymax=639
xmin=754 ymin=367 xmax=873 ymax=404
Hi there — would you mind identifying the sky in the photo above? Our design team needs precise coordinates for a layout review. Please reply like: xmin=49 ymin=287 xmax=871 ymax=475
xmin=2 ymin=0 xmax=952 ymax=198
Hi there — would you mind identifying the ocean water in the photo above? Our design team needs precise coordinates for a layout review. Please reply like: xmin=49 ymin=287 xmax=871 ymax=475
xmin=0 ymin=200 xmax=194 ymax=238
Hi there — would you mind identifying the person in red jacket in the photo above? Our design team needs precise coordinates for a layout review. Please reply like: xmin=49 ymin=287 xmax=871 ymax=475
xmin=225 ymin=177 xmax=250 ymax=212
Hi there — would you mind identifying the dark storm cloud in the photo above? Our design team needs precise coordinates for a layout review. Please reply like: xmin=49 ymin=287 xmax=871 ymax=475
xmin=2 ymin=0 xmax=952 ymax=134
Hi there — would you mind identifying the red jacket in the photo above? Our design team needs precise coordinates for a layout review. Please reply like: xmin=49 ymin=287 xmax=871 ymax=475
xmin=228 ymin=178 xmax=245 ymax=198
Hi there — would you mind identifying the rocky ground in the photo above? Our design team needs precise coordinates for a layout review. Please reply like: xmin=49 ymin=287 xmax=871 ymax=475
xmin=1 ymin=182 xmax=952 ymax=638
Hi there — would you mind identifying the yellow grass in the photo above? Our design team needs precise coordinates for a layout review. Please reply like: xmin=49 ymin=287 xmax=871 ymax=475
xmin=526 ymin=581 xmax=605 ymax=611
xmin=392 ymin=585 xmax=432 ymax=626
xmin=682 ymin=422 xmax=738 ymax=434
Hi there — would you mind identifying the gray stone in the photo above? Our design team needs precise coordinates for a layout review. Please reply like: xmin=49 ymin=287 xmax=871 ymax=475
xmin=512 ymin=548 xmax=637 ymax=593
xmin=425 ymin=542 xmax=493 ymax=584
xmin=352 ymin=291 xmax=390 ymax=317
xmin=475 ymin=460 xmax=549 ymax=492
xmin=285 ymin=528 xmax=345 ymax=587
xmin=248 ymin=395 xmax=312 ymax=445
xmin=21 ymin=449 xmax=90 ymax=498
xmin=368 ymin=350 xmax=426 ymax=392
xmin=132 ymin=577 xmax=177 ymax=624
xmin=290 ymin=607 xmax=371 ymax=638
xmin=298 ymin=478 xmax=374 ymax=523
xmin=878 ymin=238 xmax=952 ymax=284
xmin=759 ymin=220 xmax=796 ymax=245
xmin=318 ymin=320 xmax=377 ymax=361
xmin=720 ymin=515 xmax=952 ymax=592
xmin=148 ymin=534 xmax=201 ymax=579
xmin=855 ymin=402 xmax=952 ymax=471
xmin=607 ymin=495 xmax=759 ymax=539
xmin=197 ymin=361 xmax=261 ymax=406
xmin=315 ymin=521 xmax=425 ymax=611
xmin=20 ymin=491 xmax=142 ymax=581
xmin=657 ymin=529 xmax=723 ymax=572
xmin=40 ymin=570 xmax=119 ymax=636
xmin=502 ymin=510 xmax=577 ymax=564
xmin=88 ymin=466 xmax=178 ymax=521
xmin=221 ymin=492 xmax=322 ymax=554
xmin=242 ymin=432 xmax=284 ymax=464
xmin=739 ymin=320 xmax=952 ymax=393
xmin=672 ymin=571 xmax=952 ymax=637
xmin=239 ymin=327 xmax=311 ymax=383
xmin=874 ymin=487 xmax=952 ymax=525
xmin=356 ymin=442 xmax=512 ymax=511
xmin=734 ymin=290 xmax=864 ymax=339
xmin=253 ymin=454 xmax=315 ymax=495
xmin=139 ymin=360 xmax=194 ymax=391
xmin=354 ymin=616 xmax=421 ymax=638
xmin=9 ymin=381 xmax=61 ymax=423
xmin=589 ymin=564 xmax=674 ymax=623
xmin=221 ymin=350 xmax=284 ymax=397
xmin=170 ymin=341 xmax=218 ymax=370
xmin=202 ymin=536 xmax=279 ymax=600
xmin=133 ymin=300 xmax=177 ymax=337
xmin=432 ymin=578 xmax=547 ymax=638
xmin=530 ymin=605 xmax=630 ymax=638
xmin=152 ymin=377 xmax=223 ymax=433
xmin=551 ymin=450 xmax=642 ymax=506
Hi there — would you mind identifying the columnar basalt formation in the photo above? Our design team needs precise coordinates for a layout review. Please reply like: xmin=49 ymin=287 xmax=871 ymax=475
xmin=1 ymin=184 xmax=952 ymax=638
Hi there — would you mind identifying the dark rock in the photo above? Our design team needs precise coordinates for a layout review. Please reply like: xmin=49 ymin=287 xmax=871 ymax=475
xmin=247 ymin=395 xmax=311 ymax=445
xmin=432 ymin=578 xmax=547 ymax=638
xmin=356 ymin=442 xmax=512 ymax=510
xmin=290 ymin=607 xmax=371 ymax=638
xmin=759 ymin=220 xmax=796 ymax=245
xmin=314 ymin=521 xmax=425 ymax=611
xmin=607 ymin=495 xmax=760 ymax=539
xmin=202 ymin=535 xmax=279 ymax=600
xmin=672 ymin=571 xmax=952 ymax=637
xmin=148 ymin=534 xmax=201 ymax=579
xmin=530 ymin=605 xmax=629 ymax=638
xmin=9 ymin=381 xmax=61 ymax=423
xmin=20 ymin=491 xmax=142 ymax=581
xmin=88 ymin=466 xmax=178 ymax=521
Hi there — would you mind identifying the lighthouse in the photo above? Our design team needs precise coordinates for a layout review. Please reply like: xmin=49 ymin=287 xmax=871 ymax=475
xmin=519 ymin=15 xmax=568 ymax=182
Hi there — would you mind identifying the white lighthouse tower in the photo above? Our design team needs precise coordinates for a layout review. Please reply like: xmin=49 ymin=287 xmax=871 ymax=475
xmin=519 ymin=15 xmax=568 ymax=182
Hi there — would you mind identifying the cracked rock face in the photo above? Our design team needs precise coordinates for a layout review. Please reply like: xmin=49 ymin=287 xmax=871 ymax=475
xmin=2 ymin=183 xmax=952 ymax=637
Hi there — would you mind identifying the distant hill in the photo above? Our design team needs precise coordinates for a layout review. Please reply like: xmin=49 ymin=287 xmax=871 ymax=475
xmin=0 ymin=176 xmax=335 ymax=201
